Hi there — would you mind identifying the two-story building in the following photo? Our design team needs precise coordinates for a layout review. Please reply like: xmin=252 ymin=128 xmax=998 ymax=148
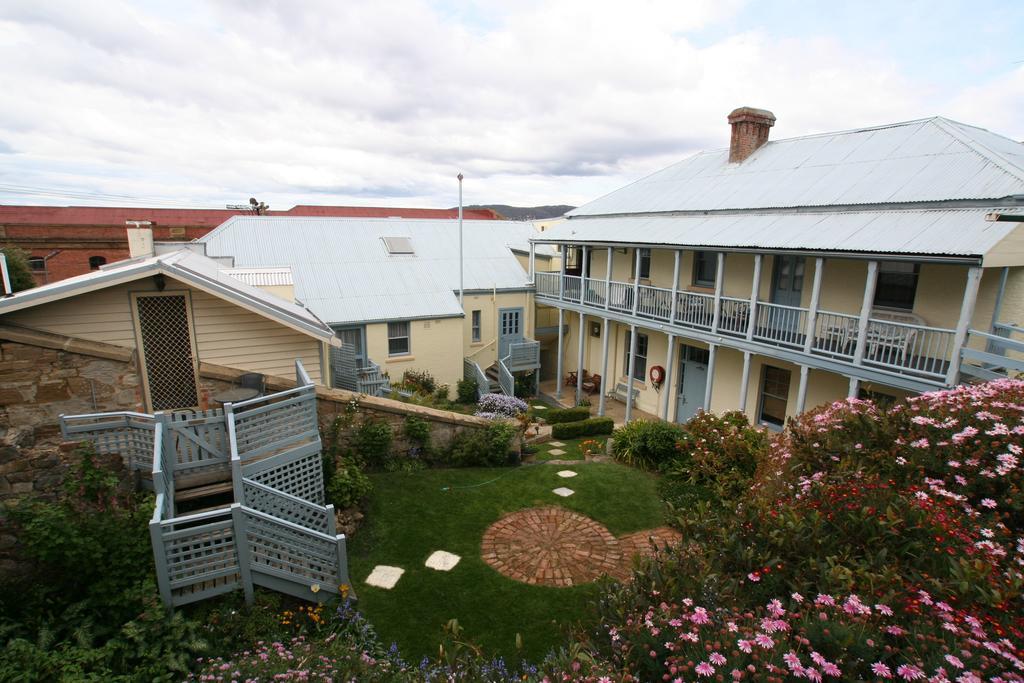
xmin=529 ymin=108 xmax=1024 ymax=426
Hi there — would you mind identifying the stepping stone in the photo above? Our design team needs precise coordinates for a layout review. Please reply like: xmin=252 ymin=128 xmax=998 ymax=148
xmin=552 ymin=487 xmax=575 ymax=497
xmin=365 ymin=565 xmax=404 ymax=589
xmin=557 ymin=470 xmax=577 ymax=478
xmin=533 ymin=405 xmax=548 ymax=410
xmin=549 ymin=441 xmax=565 ymax=446
xmin=425 ymin=550 xmax=461 ymax=571
xmin=547 ymin=448 xmax=566 ymax=456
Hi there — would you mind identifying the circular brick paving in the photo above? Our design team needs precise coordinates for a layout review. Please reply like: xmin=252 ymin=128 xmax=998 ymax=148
xmin=481 ymin=506 xmax=622 ymax=587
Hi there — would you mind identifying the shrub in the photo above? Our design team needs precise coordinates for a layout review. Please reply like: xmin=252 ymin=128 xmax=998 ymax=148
xmin=474 ymin=393 xmax=528 ymax=419
xmin=326 ymin=459 xmax=372 ymax=509
xmin=513 ymin=371 xmax=535 ymax=398
xmin=352 ymin=419 xmax=393 ymax=468
xmin=402 ymin=415 xmax=432 ymax=455
xmin=433 ymin=384 xmax=450 ymax=401
xmin=610 ymin=419 xmax=684 ymax=469
xmin=444 ymin=422 xmax=517 ymax=467
xmin=551 ymin=416 xmax=614 ymax=439
xmin=401 ymin=368 xmax=436 ymax=394
xmin=456 ymin=377 xmax=479 ymax=403
xmin=0 ymin=247 xmax=35 ymax=292
xmin=543 ymin=405 xmax=590 ymax=424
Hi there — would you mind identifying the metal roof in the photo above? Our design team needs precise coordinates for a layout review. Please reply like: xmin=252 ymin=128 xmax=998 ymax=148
xmin=199 ymin=217 xmax=549 ymax=325
xmin=0 ymin=249 xmax=338 ymax=344
xmin=535 ymin=207 xmax=1024 ymax=260
xmin=223 ymin=267 xmax=294 ymax=287
xmin=569 ymin=117 xmax=1024 ymax=217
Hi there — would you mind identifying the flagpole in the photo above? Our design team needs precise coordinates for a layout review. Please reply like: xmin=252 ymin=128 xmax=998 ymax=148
xmin=458 ymin=172 xmax=464 ymax=306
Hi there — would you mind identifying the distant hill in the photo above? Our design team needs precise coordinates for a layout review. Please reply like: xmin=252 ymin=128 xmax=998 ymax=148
xmin=455 ymin=205 xmax=575 ymax=221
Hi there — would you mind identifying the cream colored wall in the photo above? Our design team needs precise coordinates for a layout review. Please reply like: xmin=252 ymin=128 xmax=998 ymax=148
xmin=461 ymin=291 xmax=534 ymax=369
xmin=4 ymin=276 xmax=325 ymax=383
xmin=366 ymin=317 xmax=465 ymax=396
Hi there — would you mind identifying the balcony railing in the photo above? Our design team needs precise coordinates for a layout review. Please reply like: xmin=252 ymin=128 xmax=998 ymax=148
xmin=535 ymin=271 xmax=958 ymax=383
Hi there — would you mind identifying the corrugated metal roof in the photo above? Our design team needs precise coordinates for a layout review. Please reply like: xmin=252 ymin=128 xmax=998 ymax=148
xmin=0 ymin=249 xmax=338 ymax=343
xmin=569 ymin=117 xmax=1024 ymax=216
xmin=223 ymin=267 xmax=294 ymax=287
xmin=537 ymin=207 xmax=1024 ymax=258
xmin=199 ymin=217 xmax=547 ymax=324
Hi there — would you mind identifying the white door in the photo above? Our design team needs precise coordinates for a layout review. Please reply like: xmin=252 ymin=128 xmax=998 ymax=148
xmin=675 ymin=345 xmax=709 ymax=423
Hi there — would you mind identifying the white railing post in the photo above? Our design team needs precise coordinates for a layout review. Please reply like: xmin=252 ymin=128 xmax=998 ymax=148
xmin=625 ymin=324 xmax=638 ymax=424
xmin=986 ymin=266 xmax=1009 ymax=355
xmin=746 ymin=254 xmax=762 ymax=341
xmin=604 ymin=247 xmax=613 ymax=311
xmin=661 ymin=333 xmax=676 ymax=420
xmin=738 ymin=351 xmax=751 ymax=413
xmin=580 ymin=245 xmax=589 ymax=304
xmin=225 ymin=402 xmax=244 ymax=502
xmin=703 ymin=343 xmax=717 ymax=412
xmin=946 ymin=265 xmax=983 ymax=385
xmin=335 ymin=534 xmax=351 ymax=597
xmin=528 ymin=243 xmax=536 ymax=284
xmin=631 ymin=249 xmax=641 ymax=316
xmin=559 ymin=246 xmax=567 ymax=301
xmin=803 ymin=258 xmax=824 ymax=353
xmin=576 ymin=311 xmax=586 ymax=405
xmin=597 ymin=317 xmax=610 ymax=417
xmin=230 ymin=504 xmax=255 ymax=605
xmin=852 ymin=260 xmax=879 ymax=366
xmin=555 ymin=308 xmax=565 ymax=399
xmin=796 ymin=365 xmax=809 ymax=414
xmin=848 ymin=376 xmax=859 ymax=398
xmin=711 ymin=253 xmax=725 ymax=334
xmin=669 ymin=250 xmax=681 ymax=324
xmin=149 ymin=517 xmax=173 ymax=609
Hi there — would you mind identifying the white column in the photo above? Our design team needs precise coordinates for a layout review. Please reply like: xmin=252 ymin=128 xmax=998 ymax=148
xmin=625 ymin=324 xmax=638 ymax=424
xmin=528 ymin=243 xmax=536 ymax=284
xmin=987 ymin=266 xmax=1010 ymax=354
xmin=852 ymin=260 xmax=879 ymax=366
xmin=803 ymin=257 xmax=824 ymax=353
xmin=739 ymin=351 xmax=752 ymax=412
xmin=703 ymin=343 xmax=717 ymax=412
xmin=555 ymin=308 xmax=565 ymax=398
xmin=946 ymin=265 xmax=983 ymax=385
xmin=746 ymin=254 xmax=762 ymax=340
xmin=559 ymin=245 xmax=567 ymax=300
xmin=631 ymin=248 xmax=642 ymax=316
xmin=796 ymin=365 xmax=809 ymax=414
xmin=669 ymin=250 xmax=681 ymax=324
xmin=580 ymin=245 xmax=589 ymax=304
xmin=848 ymin=376 xmax=859 ymax=398
xmin=711 ymin=252 xmax=725 ymax=334
xmin=576 ymin=311 xmax=586 ymax=405
xmin=598 ymin=317 xmax=611 ymax=416
xmin=604 ymin=247 xmax=613 ymax=311
xmin=661 ymin=333 xmax=676 ymax=420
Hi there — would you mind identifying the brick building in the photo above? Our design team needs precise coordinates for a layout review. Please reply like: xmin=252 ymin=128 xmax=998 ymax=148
xmin=0 ymin=204 xmax=500 ymax=285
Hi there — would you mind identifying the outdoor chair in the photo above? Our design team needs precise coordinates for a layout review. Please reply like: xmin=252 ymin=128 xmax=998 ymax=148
xmin=565 ymin=370 xmax=578 ymax=387
xmin=583 ymin=373 xmax=601 ymax=395
xmin=239 ymin=372 xmax=266 ymax=396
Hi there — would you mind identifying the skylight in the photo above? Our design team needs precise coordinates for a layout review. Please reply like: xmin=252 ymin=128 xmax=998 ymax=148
xmin=382 ymin=236 xmax=414 ymax=255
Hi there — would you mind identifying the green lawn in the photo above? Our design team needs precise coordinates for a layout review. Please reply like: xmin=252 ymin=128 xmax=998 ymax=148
xmin=347 ymin=463 xmax=664 ymax=662
xmin=531 ymin=435 xmax=608 ymax=461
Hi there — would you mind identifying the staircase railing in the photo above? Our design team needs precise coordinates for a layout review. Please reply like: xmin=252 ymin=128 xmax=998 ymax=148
xmin=498 ymin=355 xmax=515 ymax=397
xmin=60 ymin=411 xmax=155 ymax=473
xmin=506 ymin=340 xmax=540 ymax=369
xmin=357 ymin=361 xmax=391 ymax=396
xmin=463 ymin=357 xmax=491 ymax=400
xmin=961 ymin=324 xmax=1024 ymax=381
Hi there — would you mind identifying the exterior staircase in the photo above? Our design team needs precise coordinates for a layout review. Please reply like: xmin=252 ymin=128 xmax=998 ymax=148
xmin=60 ymin=361 xmax=350 ymax=609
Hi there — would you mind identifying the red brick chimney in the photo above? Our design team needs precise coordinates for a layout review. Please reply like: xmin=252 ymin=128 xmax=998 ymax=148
xmin=728 ymin=107 xmax=776 ymax=163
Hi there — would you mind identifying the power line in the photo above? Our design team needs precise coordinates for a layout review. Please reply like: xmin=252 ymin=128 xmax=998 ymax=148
xmin=0 ymin=182 xmax=229 ymax=209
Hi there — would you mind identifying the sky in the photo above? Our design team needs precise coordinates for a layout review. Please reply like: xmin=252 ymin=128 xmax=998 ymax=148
xmin=1 ymin=0 xmax=1023 ymax=211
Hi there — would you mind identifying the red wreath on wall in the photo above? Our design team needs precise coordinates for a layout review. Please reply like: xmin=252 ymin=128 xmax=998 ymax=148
xmin=649 ymin=365 xmax=666 ymax=386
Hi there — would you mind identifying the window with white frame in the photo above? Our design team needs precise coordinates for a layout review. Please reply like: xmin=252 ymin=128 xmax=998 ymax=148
xmin=471 ymin=310 xmax=481 ymax=342
xmin=758 ymin=365 xmax=791 ymax=428
xmin=623 ymin=331 xmax=648 ymax=382
xmin=387 ymin=321 xmax=411 ymax=356
xmin=873 ymin=261 xmax=919 ymax=310
xmin=630 ymin=248 xmax=651 ymax=280
xmin=693 ymin=251 xmax=717 ymax=287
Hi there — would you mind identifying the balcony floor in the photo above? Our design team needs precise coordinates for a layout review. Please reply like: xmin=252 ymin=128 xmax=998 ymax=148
xmin=538 ymin=379 xmax=662 ymax=426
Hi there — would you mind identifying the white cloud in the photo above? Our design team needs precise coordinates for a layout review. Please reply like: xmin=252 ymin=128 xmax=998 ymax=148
xmin=0 ymin=0 xmax=1020 ymax=210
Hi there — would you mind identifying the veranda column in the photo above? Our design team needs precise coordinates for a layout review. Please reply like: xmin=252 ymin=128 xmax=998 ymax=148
xmin=738 ymin=351 xmax=752 ymax=412
xmin=528 ymin=243 xmax=536 ymax=284
xmin=598 ymin=317 xmax=611 ymax=416
xmin=987 ymin=266 xmax=1010 ymax=354
xmin=803 ymin=258 xmax=825 ymax=353
xmin=625 ymin=324 xmax=638 ymax=424
xmin=945 ymin=266 xmax=983 ymax=385
xmin=848 ymin=376 xmax=860 ymax=399
xmin=669 ymin=250 xmax=681 ymax=323
xmin=555 ymin=308 xmax=565 ymax=399
xmin=746 ymin=254 xmax=762 ymax=340
xmin=559 ymin=245 xmax=567 ymax=301
xmin=703 ymin=343 xmax=717 ymax=412
xmin=631 ymin=249 xmax=642 ymax=316
xmin=580 ymin=245 xmax=589 ymax=304
xmin=711 ymin=252 xmax=725 ymax=334
xmin=576 ymin=311 xmax=586 ymax=405
xmin=604 ymin=247 xmax=613 ymax=311
xmin=796 ymin=365 xmax=810 ymax=414
xmin=852 ymin=260 xmax=879 ymax=367
xmin=661 ymin=333 xmax=676 ymax=420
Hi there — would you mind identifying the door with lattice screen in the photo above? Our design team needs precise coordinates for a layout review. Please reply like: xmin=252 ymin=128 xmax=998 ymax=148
xmin=133 ymin=293 xmax=199 ymax=411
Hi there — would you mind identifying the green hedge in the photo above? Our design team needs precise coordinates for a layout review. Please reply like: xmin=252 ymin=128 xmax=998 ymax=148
xmin=551 ymin=416 xmax=614 ymax=439
xmin=543 ymin=406 xmax=591 ymax=424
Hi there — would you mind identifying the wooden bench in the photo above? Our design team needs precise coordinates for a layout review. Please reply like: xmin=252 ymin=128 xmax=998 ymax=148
xmin=610 ymin=381 xmax=639 ymax=407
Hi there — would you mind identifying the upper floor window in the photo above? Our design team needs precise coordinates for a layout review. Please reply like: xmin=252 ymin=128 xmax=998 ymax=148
xmin=630 ymin=248 xmax=651 ymax=280
xmin=693 ymin=251 xmax=717 ymax=287
xmin=387 ymin=321 xmax=410 ymax=356
xmin=623 ymin=331 xmax=648 ymax=382
xmin=873 ymin=261 xmax=919 ymax=311
xmin=89 ymin=256 xmax=107 ymax=270
xmin=27 ymin=257 xmax=45 ymax=271
xmin=471 ymin=310 xmax=481 ymax=343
